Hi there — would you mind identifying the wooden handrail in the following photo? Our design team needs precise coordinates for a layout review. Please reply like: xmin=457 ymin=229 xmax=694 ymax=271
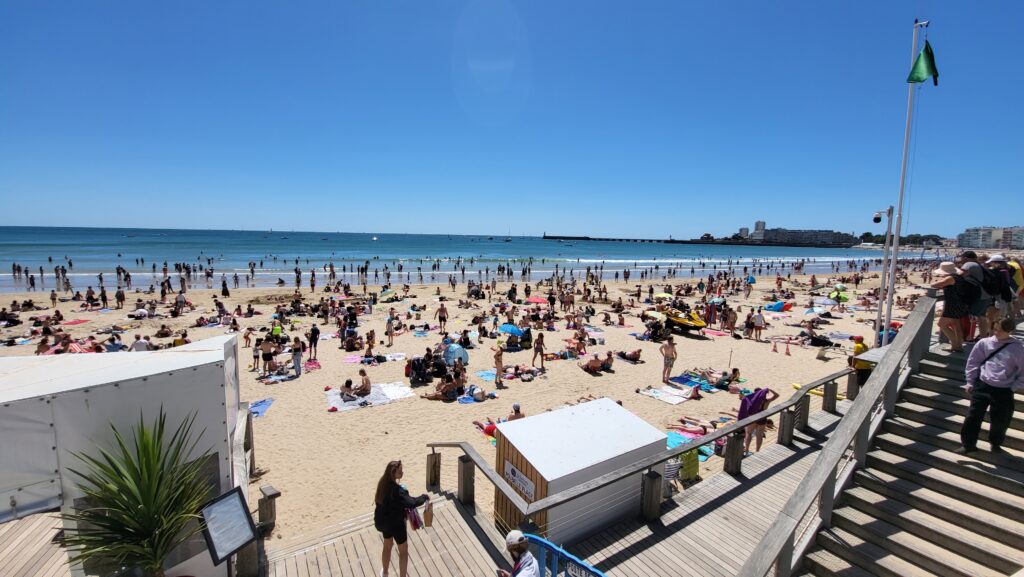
xmin=428 ymin=365 xmax=853 ymax=519
xmin=737 ymin=296 xmax=937 ymax=577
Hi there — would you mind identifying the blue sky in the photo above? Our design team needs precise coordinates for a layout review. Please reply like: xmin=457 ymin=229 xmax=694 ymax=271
xmin=1 ymin=1 xmax=1021 ymax=238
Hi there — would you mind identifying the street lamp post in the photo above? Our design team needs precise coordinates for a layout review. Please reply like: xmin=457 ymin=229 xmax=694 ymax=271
xmin=873 ymin=206 xmax=894 ymax=342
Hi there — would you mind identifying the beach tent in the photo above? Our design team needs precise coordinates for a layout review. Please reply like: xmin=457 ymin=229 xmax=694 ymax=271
xmin=829 ymin=291 xmax=850 ymax=302
xmin=499 ymin=323 xmax=524 ymax=337
xmin=764 ymin=301 xmax=786 ymax=312
xmin=747 ymin=276 xmax=756 ymax=284
xmin=443 ymin=343 xmax=469 ymax=365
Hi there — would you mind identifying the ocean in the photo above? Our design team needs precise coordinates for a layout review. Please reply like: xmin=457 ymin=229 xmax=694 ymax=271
xmin=1 ymin=226 xmax=903 ymax=293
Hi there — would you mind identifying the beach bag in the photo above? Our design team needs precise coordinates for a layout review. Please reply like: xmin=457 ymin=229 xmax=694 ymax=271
xmin=406 ymin=506 xmax=423 ymax=530
xmin=422 ymin=501 xmax=433 ymax=528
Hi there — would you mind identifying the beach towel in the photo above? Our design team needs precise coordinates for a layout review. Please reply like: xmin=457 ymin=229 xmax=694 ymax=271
xmin=475 ymin=369 xmax=497 ymax=382
xmin=97 ymin=308 xmax=113 ymax=313
xmin=385 ymin=352 xmax=407 ymax=362
xmin=827 ymin=332 xmax=852 ymax=341
xmin=669 ymin=374 xmax=718 ymax=393
xmin=413 ymin=331 xmax=429 ymax=338
xmin=378 ymin=382 xmax=415 ymax=401
xmin=628 ymin=332 xmax=650 ymax=341
xmin=325 ymin=383 xmax=411 ymax=413
xmin=343 ymin=355 xmax=362 ymax=363
xmin=64 ymin=319 xmax=89 ymax=326
xmin=703 ymin=329 xmax=728 ymax=337
xmin=457 ymin=395 xmax=479 ymax=404
xmin=250 ymin=398 xmax=274 ymax=418
xmin=14 ymin=338 xmax=32 ymax=345
xmin=302 ymin=359 xmax=322 ymax=372
xmin=738 ymin=388 xmax=769 ymax=420
xmin=639 ymin=387 xmax=688 ymax=405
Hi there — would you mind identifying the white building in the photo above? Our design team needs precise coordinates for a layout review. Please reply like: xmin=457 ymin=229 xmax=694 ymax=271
xmin=957 ymin=226 xmax=1024 ymax=249
xmin=0 ymin=335 xmax=252 ymax=577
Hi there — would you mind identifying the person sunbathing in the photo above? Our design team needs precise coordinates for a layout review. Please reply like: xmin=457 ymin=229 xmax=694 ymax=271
xmin=578 ymin=354 xmax=604 ymax=373
xmin=669 ymin=416 xmax=722 ymax=435
xmin=601 ymin=351 xmax=615 ymax=371
xmin=617 ymin=349 xmax=642 ymax=362
xmin=354 ymin=369 xmax=372 ymax=396
xmin=421 ymin=375 xmax=459 ymax=401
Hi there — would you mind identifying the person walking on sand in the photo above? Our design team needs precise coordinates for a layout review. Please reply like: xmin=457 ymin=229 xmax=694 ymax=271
xmin=752 ymin=307 xmax=766 ymax=341
xmin=660 ymin=337 xmax=677 ymax=384
xmin=434 ymin=302 xmax=448 ymax=333
xmin=493 ymin=346 xmax=505 ymax=388
xmin=308 ymin=324 xmax=320 ymax=360
xmin=531 ymin=332 xmax=545 ymax=370
xmin=373 ymin=461 xmax=429 ymax=577
xmin=959 ymin=317 xmax=1024 ymax=455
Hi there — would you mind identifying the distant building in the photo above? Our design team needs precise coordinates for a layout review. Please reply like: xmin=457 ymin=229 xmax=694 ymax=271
xmin=761 ymin=228 xmax=858 ymax=246
xmin=751 ymin=221 xmax=766 ymax=241
xmin=957 ymin=226 xmax=1024 ymax=249
xmin=738 ymin=227 xmax=750 ymax=238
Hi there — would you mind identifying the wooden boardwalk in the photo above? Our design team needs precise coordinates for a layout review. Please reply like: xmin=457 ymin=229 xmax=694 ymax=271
xmin=264 ymin=495 xmax=511 ymax=577
xmin=573 ymin=407 xmax=846 ymax=577
xmin=0 ymin=511 xmax=70 ymax=577
xmin=266 ymin=406 xmax=846 ymax=577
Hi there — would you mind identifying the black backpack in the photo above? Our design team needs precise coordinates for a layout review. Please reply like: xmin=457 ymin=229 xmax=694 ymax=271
xmin=979 ymin=266 xmax=1002 ymax=298
xmin=957 ymin=275 xmax=981 ymax=304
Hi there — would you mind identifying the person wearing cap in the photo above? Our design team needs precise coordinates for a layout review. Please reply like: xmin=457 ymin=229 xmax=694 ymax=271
xmin=508 ymin=403 xmax=525 ymax=421
xmin=850 ymin=336 xmax=873 ymax=385
xmin=930 ymin=261 xmax=969 ymax=353
xmin=498 ymin=530 xmax=540 ymax=577
xmin=960 ymin=317 xmax=1024 ymax=454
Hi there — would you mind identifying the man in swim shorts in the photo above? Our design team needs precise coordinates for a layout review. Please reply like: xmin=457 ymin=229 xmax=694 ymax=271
xmin=660 ymin=337 xmax=677 ymax=384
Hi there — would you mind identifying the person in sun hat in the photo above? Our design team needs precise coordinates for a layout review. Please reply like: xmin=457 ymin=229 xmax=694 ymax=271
xmin=930 ymin=261 xmax=969 ymax=353
xmin=497 ymin=530 xmax=540 ymax=577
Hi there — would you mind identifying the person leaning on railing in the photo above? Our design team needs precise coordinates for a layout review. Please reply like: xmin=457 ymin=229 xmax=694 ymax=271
xmin=959 ymin=317 xmax=1024 ymax=455
xmin=497 ymin=530 xmax=540 ymax=577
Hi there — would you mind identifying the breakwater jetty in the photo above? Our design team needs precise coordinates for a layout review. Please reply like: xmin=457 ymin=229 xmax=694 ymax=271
xmin=541 ymin=233 xmax=857 ymax=249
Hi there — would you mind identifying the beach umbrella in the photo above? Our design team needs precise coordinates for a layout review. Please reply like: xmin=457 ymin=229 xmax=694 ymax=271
xmin=381 ymin=289 xmax=394 ymax=296
xmin=498 ymin=323 xmax=524 ymax=337
xmin=644 ymin=311 xmax=666 ymax=322
xmin=829 ymin=291 xmax=850 ymax=302
xmin=443 ymin=343 xmax=469 ymax=365
xmin=525 ymin=296 xmax=547 ymax=304
xmin=747 ymin=276 xmax=756 ymax=284
xmin=833 ymin=283 xmax=847 ymax=291
xmin=654 ymin=293 xmax=673 ymax=299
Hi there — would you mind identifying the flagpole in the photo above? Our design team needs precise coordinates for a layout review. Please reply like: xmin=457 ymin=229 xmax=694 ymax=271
xmin=882 ymin=18 xmax=929 ymax=346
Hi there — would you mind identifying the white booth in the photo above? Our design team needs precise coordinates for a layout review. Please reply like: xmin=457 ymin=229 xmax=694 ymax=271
xmin=493 ymin=398 xmax=666 ymax=545
xmin=0 ymin=335 xmax=248 ymax=577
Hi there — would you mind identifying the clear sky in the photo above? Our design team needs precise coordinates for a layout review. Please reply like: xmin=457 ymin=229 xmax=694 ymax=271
xmin=1 ymin=1 xmax=1021 ymax=238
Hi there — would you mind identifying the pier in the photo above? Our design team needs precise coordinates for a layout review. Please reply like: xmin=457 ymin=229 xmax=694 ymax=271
xmin=541 ymin=233 xmax=857 ymax=249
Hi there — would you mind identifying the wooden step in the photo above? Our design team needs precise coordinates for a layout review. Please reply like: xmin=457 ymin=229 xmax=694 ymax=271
xmin=840 ymin=485 xmax=1024 ymax=574
xmin=801 ymin=547 xmax=879 ymax=577
xmin=874 ymin=431 xmax=1024 ymax=496
xmin=923 ymin=348 xmax=969 ymax=368
xmin=866 ymin=449 xmax=1024 ymax=524
xmin=902 ymin=386 xmax=1024 ymax=427
xmin=816 ymin=526 xmax=940 ymax=577
xmin=854 ymin=467 xmax=1024 ymax=548
xmin=917 ymin=358 xmax=966 ymax=380
xmin=895 ymin=401 xmax=1024 ymax=448
xmin=882 ymin=418 xmax=1024 ymax=473
xmin=907 ymin=372 xmax=971 ymax=395
xmin=830 ymin=505 xmax=1004 ymax=577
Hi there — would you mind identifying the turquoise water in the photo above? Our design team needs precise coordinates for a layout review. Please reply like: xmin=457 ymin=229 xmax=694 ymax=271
xmin=1 ymin=226 xmax=894 ymax=292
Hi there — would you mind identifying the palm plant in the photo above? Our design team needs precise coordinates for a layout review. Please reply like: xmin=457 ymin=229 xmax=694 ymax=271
xmin=62 ymin=409 xmax=214 ymax=577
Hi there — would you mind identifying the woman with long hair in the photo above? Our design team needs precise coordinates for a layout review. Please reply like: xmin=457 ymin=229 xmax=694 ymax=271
xmin=373 ymin=460 xmax=428 ymax=577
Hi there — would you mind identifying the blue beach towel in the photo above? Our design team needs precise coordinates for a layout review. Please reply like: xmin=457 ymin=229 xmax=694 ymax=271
xmin=250 ymin=398 xmax=274 ymax=417
xmin=457 ymin=395 xmax=479 ymax=404
xmin=413 ymin=331 xmax=429 ymax=338
xmin=475 ymin=369 xmax=497 ymax=382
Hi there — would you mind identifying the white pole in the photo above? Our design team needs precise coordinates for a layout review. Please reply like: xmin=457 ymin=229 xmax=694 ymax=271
xmin=875 ymin=206 xmax=894 ymax=336
xmin=883 ymin=19 xmax=926 ymax=346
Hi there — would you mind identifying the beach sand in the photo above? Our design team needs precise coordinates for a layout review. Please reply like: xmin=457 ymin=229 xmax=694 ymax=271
xmin=0 ymin=272 xmax=922 ymax=542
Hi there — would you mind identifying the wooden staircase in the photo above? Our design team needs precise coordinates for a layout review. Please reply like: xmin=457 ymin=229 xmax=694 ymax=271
xmin=800 ymin=345 xmax=1024 ymax=577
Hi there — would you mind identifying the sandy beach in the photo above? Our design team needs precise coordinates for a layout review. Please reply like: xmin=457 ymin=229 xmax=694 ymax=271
xmin=0 ymin=271 xmax=922 ymax=542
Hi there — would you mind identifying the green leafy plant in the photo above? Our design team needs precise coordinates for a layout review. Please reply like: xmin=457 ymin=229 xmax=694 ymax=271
xmin=62 ymin=409 xmax=213 ymax=577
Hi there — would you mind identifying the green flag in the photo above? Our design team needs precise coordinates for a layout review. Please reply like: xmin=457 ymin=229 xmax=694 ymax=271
xmin=907 ymin=40 xmax=939 ymax=86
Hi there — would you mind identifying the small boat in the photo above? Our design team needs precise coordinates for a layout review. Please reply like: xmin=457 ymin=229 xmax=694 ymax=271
xmin=504 ymin=237 xmax=512 ymax=242
xmin=372 ymin=236 xmax=379 ymax=241
xmin=665 ymin=310 xmax=707 ymax=332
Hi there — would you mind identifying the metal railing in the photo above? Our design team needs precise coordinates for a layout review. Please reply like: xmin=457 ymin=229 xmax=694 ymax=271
xmin=737 ymin=295 xmax=936 ymax=577
xmin=426 ymin=364 xmax=856 ymax=529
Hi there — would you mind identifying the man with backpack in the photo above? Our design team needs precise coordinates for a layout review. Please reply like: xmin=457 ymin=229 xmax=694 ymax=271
xmin=985 ymin=254 xmax=1018 ymax=321
xmin=958 ymin=251 xmax=995 ymax=339
xmin=959 ymin=317 xmax=1024 ymax=454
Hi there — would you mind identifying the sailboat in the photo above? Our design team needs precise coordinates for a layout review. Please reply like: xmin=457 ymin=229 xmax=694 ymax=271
xmin=504 ymin=227 xmax=512 ymax=242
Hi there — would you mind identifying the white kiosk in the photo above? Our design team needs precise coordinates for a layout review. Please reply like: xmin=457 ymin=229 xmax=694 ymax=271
xmin=493 ymin=398 xmax=666 ymax=545
xmin=0 ymin=335 xmax=250 ymax=577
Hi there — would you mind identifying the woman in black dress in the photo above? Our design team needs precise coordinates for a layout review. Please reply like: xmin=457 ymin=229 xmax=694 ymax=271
xmin=374 ymin=461 xmax=428 ymax=577
xmin=930 ymin=262 xmax=968 ymax=352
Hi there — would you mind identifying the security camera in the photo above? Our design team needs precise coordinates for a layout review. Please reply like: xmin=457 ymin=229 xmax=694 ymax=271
xmin=872 ymin=213 xmax=882 ymax=224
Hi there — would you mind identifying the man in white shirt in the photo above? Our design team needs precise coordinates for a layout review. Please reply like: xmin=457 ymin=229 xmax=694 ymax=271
xmin=129 ymin=334 xmax=150 ymax=352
